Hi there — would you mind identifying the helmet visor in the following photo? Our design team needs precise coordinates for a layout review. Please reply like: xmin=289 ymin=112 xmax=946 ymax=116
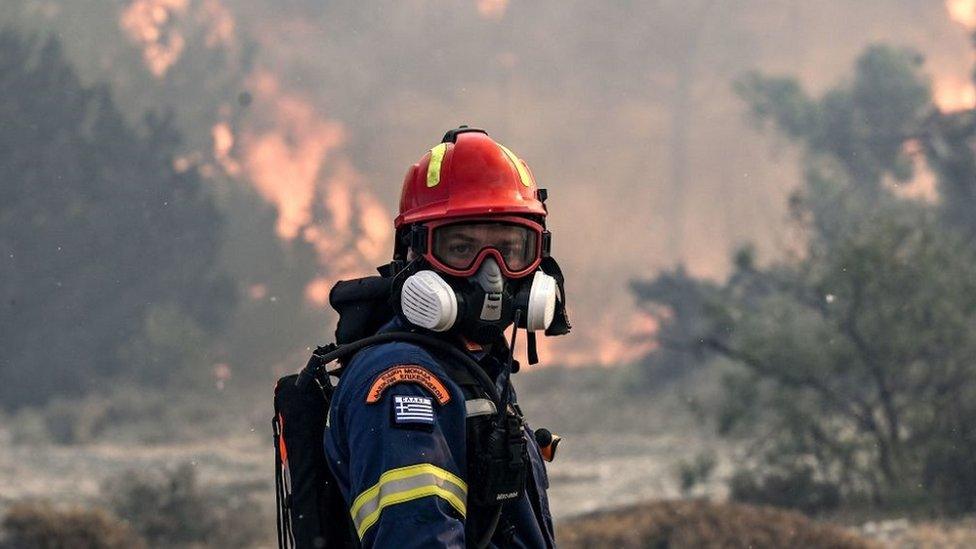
xmin=430 ymin=221 xmax=540 ymax=276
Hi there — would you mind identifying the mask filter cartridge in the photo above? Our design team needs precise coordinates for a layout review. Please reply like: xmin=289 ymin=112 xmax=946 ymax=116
xmin=525 ymin=270 xmax=557 ymax=331
xmin=400 ymin=270 xmax=458 ymax=332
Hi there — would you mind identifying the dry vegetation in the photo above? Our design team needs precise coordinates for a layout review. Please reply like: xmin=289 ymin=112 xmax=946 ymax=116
xmin=557 ymin=499 xmax=874 ymax=549
xmin=0 ymin=501 xmax=145 ymax=549
xmin=0 ymin=463 xmax=270 ymax=549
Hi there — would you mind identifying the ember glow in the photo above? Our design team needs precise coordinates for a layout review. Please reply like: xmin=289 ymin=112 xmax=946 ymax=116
xmin=947 ymin=0 xmax=976 ymax=29
xmin=113 ymin=0 xmax=743 ymax=368
xmin=239 ymin=72 xmax=391 ymax=302
xmin=936 ymin=0 xmax=976 ymax=112
xmin=121 ymin=0 xmax=239 ymax=76
xmin=477 ymin=0 xmax=509 ymax=20
xmin=120 ymin=1 xmax=392 ymax=311
xmin=241 ymin=72 xmax=347 ymax=240
xmin=120 ymin=0 xmax=189 ymax=77
xmin=527 ymin=311 xmax=658 ymax=368
xmin=933 ymin=75 xmax=976 ymax=112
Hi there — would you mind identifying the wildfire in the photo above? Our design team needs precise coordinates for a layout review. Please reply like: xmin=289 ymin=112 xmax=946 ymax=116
xmin=120 ymin=0 xmax=188 ymax=77
xmin=935 ymin=0 xmax=976 ymax=112
xmin=239 ymin=72 xmax=392 ymax=304
xmin=196 ymin=0 xmax=236 ymax=48
xmin=477 ymin=0 xmax=509 ymax=20
xmin=120 ymin=0 xmax=238 ymax=77
xmin=947 ymin=0 xmax=976 ymax=29
xmin=211 ymin=121 xmax=240 ymax=175
xmin=116 ymin=0 xmax=657 ymax=368
xmin=525 ymin=311 xmax=657 ymax=368
xmin=241 ymin=72 xmax=346 ymax=240
xmin=933 ymin=75 xmax=976 ymax=112
xmin=120 ymin=1 xmax=391 ymax=310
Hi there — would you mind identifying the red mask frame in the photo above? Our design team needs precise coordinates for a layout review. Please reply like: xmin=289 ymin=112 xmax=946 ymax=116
xmin=415 ymin=216 xmax=548 ymax=279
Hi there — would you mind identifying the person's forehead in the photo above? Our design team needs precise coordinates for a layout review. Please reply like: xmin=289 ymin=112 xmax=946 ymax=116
xmin=445 ymin=223 xmax=521 ymax=238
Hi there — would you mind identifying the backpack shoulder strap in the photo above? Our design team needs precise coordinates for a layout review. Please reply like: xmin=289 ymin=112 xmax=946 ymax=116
xmin=300 ymin=331 xmax=501 ymax=408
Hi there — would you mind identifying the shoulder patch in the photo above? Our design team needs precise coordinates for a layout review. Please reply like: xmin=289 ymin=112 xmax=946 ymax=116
xmin=366 ymin=365 xmax=451 ymax=405
xmin=392 ymin=395 xmax=435 ymax=427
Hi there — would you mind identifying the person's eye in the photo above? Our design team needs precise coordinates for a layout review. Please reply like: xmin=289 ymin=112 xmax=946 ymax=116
xmin=449 ymin=243 xmax=474 ymax=255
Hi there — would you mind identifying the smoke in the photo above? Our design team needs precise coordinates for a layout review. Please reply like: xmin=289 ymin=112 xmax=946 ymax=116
xmin=100 ymin=0 xmax=976 ymax=367
xmin=239 ymin=71 xmax=346 ymax=240
xmin=120 ymin=0 xmax=393 ymax=310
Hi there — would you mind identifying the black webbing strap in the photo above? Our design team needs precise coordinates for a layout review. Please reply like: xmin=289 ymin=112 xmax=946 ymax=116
xmin=297 ymin=331 xmax=501 ymax=407
xmin=273 ymin=414 xmax=293 ymax=549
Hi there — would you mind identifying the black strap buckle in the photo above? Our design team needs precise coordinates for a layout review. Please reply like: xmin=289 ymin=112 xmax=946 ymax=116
xmin=441 ymin=125 xmax=488 ymax=143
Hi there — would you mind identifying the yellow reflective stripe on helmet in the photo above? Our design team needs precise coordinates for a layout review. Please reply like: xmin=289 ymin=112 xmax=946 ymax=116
xmin=426 ymin=143 xmax=448 ymax=188
xmin=498 ymin=144 xmax=534 ymax=187
xmin=349 ymin=463 xmax=467 ymax=539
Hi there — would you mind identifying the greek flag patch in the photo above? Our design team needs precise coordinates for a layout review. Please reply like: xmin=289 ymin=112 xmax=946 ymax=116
xmin=393 ymin=395 xmax=435 ymax=426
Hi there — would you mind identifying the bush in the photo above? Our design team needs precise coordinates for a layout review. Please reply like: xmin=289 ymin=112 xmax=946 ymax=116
xmin=10 ymin=387 xmax=239 ymax=446
xmin=102 ymin=463 xmax=267 ymax=548
xmin=730 ymin=466 xmax=841 ymax=515
xmin=675 ymin=452 xmax=716 ymax=496
xmin=557 ymin=500 xmax=871 ymax=549
xmin=0 ymin=501 xmax=145 ymax=549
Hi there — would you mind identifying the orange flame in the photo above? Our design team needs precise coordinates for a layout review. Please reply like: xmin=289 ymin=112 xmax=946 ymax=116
xmin=477 ymin=0 xmax=509 ymax=20
xmin=196 ymin=0 xmax=236 ymax=48
xmin=119 ymin=2 xmax=391 ymax=309
xmin=241 ymin=71 xmax=347 ymax=240
xmin=936 ymin=0 xmax=976 ymax=112
xmin=119 ymin=0 xmax=657 ymax=367
xmin=933 ymin=75 xmax=976 ymax=112
xmin=120 ymin=0 xmax=239 ymax=77
xmin=120 ymin=0 xmax=189 ymax=77
xmin=239 ymin=72 xmax=391 ymax=305
xmin=947 ymin=0 xmax=976 ymax=29
xmin=522 ymin=311 xmax=658 ymax=368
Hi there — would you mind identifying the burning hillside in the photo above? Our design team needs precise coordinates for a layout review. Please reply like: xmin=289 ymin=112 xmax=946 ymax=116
xmin=103 ymin=0 xmax=976 ymax=369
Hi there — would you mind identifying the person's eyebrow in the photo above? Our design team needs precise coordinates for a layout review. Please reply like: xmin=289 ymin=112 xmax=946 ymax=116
xmin=447 ymin=233 xmax=477 ymax=242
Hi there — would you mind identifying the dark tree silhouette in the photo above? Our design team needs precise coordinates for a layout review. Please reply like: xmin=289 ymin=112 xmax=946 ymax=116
xmin=0 ymin=32 xmax=234 ymax=407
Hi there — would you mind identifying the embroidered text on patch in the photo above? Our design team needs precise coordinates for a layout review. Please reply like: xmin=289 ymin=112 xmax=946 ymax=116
xmin=366 ymin=365 xmax=451 ymax=404
xmin=393 ymin=395 xmax=435 ymax=426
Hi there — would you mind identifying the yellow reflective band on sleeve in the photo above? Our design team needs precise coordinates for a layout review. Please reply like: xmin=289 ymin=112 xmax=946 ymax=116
xmin=426 ymin=143 xmax=448 ymax=188
xmin=498 ymin=144 xmax=534 ymax=187
xmin=349 ymin=463 xmax=467 ymax=539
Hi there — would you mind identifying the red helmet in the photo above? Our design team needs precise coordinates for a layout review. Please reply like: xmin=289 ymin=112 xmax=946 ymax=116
xmin=396 ymin=127 xmax=547 ymax=228
xmin=394 ymin=127 xmax=550 ymax=277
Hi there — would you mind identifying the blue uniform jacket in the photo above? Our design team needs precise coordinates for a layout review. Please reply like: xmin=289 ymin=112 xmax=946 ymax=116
xmin=324 ymin=324 xmax=556 ymax=548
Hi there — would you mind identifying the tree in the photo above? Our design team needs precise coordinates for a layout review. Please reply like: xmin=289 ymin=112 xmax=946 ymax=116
xmin=0 ymin=33 xmax=234 ymax=407
xmin=711 ymin=205 xmax=976 ymax=510
xmin=629 ymin=266 xmax=720 ymax=385
xmin=632 ymin=44 xmax=976 ymax=511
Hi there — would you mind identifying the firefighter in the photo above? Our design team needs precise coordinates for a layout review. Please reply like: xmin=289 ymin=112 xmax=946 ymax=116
xmin=323 ymin=127 xmax=568 ymax=548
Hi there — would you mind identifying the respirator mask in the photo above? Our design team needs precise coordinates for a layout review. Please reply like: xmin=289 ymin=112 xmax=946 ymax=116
xmin=393 ymin=217 xmax=570 ymax=346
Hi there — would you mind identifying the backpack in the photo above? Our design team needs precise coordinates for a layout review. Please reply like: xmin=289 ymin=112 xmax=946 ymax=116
xmin=272 ymin=275 xmax=527 ymax=549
